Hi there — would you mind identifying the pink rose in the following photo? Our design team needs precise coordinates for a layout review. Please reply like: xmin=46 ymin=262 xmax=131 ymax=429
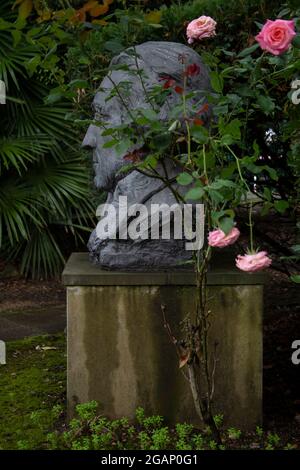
xmin=236 ymin=251 xmax=272 ymax=273
xmin=187 ymin=16 xmax=217 ymax=44
xmin=255 ymin=19 xmax=296 ymax=56
xmin=208 ymin=227 xmax=240 ymax=248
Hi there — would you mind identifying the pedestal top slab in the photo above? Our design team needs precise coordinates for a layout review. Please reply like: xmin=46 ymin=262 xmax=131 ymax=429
xmin=62 ymin=253 xmax=267 ymax=286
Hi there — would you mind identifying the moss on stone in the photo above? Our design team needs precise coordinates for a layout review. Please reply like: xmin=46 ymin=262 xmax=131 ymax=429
xmin=0 ymin=334 xmax=66 ymax=450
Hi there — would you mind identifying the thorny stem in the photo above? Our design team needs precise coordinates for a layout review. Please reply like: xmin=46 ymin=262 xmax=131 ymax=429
xmin=133 ymin=47 xmax=157 ymax=112
xmin=106 ymin=63 xmax=221 ymax=443
xmin=225 ymin=144 xmax=249 ymax=191
xmin=203 ymin=144 xmax=208 ymax=181
xmin=182 ymin=75 xmax=192 ymax=166
xmin=225 ymin=144 xmax=255 ymax=252
xmin=249 ymin=200 xmax=254 ymax=253
xmin=106 ymin=74 xmax=147 ymax=147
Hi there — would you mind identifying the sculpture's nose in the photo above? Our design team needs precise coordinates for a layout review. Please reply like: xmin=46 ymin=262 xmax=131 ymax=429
xmin=82 ymin=125 xmax=97 ymax=150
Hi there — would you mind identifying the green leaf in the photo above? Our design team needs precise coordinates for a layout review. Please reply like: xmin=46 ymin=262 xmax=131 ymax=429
xmin=101 ymin=128 xmax=116 ymax=137
xmin=26 ymin=55 xmax=41 ymax=76
xmin=220 ymin=165 xmax=236 ymax=179
xmin=292 ymin=35 xmax=300 ymax=49
xmin=213 ymin=104 xmax=228 ymax=115
xmin=237 ymin=44 xmax=259 ymax=58
xmin=290 ymin=275 xmax=300 ymax=284
xmin=144 ymin=154 xmax=158 ymax=169
xmin=264 ymin=166 xmax=278 ymax=181
xmin=236 ymin=85 xmax=255 ymax=98
xmin=206 ymin=189 xmax=224 ymax=204
xmin=190 ymin=125 xmax=209 ymax=144
xmin=274 ymin=200 xmax=289 ymax=214
xmin=256 ymin=95 xmax=275 ymax=114
xmin=44 ymin=91 xmax=63 ymax=105
xmin=210 ymin=71 xmax=224 ymax=93
xmin=210 ymin=179 xmax=236 ymax=190
xmin=219 ymin=217 xmax=234 ymax=235
xmin=11 ymin=29 xmax=22 ymax=47
xmin=69 ymin=79 xmax=89 ymax=90
xmin=291 ymin=245 xmax=300 ymax=255
xmin=221 ymin=135 xmax=234 ymax=146
xmin=223 ymin=119 xmax=242 ymax=141
xmin=185 ymin=187 xmax=204 ymax=201
xmin=278 ymin=7 xmax=291 ymax=17
xmin=263 ymin=187 xmax=272 ymax=202
xmin=115 ymin=139 xmax=132 ymax=156
xmin=177 ymin=172 xmax=193 ymax=186
xmin=141 ymin=109 xmax=158 ymax=121
xmin=151 ymin=133 xmax=172 ymax=150
xmin=103 ymin=139 xmax=118 ymax=149
xmin=104 ymin=40 xmax=124 ymax=54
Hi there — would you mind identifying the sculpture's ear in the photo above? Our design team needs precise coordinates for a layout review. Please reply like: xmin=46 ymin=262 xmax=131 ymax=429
xmin=110 ymin=51 xmax=132 ymax=67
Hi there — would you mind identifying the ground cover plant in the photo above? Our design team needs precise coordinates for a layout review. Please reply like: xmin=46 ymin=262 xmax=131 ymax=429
xmin=0 ymin=333 xmax=298 ymax=450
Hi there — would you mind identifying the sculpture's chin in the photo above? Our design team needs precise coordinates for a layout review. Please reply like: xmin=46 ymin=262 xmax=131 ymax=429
xmin=88 ymin=229 xmax=193 ymax=271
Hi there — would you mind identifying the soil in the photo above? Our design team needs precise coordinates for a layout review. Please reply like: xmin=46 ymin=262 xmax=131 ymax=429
xmin=0 ymin=278 xmax=65 ymax=312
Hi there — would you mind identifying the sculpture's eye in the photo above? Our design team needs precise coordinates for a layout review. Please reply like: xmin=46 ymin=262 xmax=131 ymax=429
xmin=93 ymin=105 xmax=109 ymax=122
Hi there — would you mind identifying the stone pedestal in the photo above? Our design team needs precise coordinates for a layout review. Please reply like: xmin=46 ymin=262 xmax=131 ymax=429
xmin=62 ymin=253 xmax=265 ymax=429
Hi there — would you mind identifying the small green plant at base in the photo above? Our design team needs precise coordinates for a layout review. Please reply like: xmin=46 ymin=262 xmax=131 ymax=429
xmin=75 ymin=401 xmax=98 ymax=421
xmin=151 ymin=427 xmax=171 ymax=450
xmin=227 ymin=427 xmax=242 ymax=440
xmin=16 ymin=440 xmax=31 ymax=450
xmin=175 ymin=423 xmax=194 ymax=450
xmin=138 ymin=431 xmax=152 ymax=450
xmin=213 ymin=414 xmax=224 ymax=429
xmin=266 ymin=433 xmax=281 ymax=450
xmin=191 ymin=434 xmax=204 ymax=450
xmin=256 ymin=426 xmax=264 ymax=438
xmin=284 ymin=443 xmax=297 ymax=450
xmin=209 ymin=440 xmax=218 ymax=450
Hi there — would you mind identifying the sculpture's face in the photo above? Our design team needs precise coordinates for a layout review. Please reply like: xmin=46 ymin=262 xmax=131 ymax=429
xmin=82 ymin=71 xmax=130 ymax=191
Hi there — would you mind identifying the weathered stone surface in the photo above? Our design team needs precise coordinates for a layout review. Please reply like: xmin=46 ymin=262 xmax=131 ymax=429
xmin=62 ymin=252 xmax=266 ymax=286
xmin=64 ymin=253 xmax=263 ymax=429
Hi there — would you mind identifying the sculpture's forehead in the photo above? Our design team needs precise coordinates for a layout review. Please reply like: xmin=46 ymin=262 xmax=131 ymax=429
xmin=92 ymin=76 xmax=111 ymax=109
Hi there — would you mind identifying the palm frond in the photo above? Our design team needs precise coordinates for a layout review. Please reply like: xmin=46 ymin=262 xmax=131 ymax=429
xmin=0 ymin=135 xmax=55 ymax=174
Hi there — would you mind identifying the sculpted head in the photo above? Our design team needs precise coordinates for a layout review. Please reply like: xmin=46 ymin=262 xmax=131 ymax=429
xmin=83 ymin=41 xmax=212 ymax=269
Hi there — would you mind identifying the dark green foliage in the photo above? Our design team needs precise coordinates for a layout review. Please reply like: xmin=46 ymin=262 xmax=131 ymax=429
xmin=0 ymin=1 xmax=94 ymax=278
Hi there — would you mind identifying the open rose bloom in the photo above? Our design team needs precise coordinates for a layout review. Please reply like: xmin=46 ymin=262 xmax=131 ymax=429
xmin=255 ymin=19 xmax=296 ymax=55
xmin=236 ymin=251 xmax=272 ymax=273
xmin=187 ymin=16 xmax=217 ymax=44
xmin=208 ymin=227 xmax=240 ymax=248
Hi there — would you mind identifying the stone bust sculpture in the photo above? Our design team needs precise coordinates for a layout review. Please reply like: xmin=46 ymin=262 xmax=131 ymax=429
xmin=82 ymin=41 xmax=211 ymax=270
